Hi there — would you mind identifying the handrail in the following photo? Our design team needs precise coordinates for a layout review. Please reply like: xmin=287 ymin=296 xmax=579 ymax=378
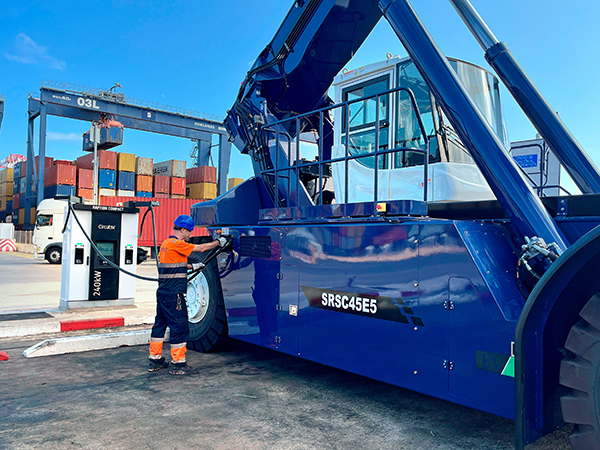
xmin=263 ymin=85 xmax=430 ymax=208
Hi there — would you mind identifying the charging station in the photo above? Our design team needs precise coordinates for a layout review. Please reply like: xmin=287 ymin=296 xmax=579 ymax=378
xmin=60 ymin=203 xmax=139 ymax=309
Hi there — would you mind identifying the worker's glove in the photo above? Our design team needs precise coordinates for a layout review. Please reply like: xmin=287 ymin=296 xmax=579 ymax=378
xmin=191 ymin=262 xmax=205 ymax=271
xmin=219 ymin=237 xmax=228 ymax=247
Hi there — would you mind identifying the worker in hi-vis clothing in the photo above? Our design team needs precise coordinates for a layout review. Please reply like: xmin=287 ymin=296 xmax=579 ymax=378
xmin=148 ymin=214 xmax=226 ymax=375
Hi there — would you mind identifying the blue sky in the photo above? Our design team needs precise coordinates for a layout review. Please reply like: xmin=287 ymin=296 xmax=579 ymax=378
xmin=1 ymin=0 xmax=599 ymax=187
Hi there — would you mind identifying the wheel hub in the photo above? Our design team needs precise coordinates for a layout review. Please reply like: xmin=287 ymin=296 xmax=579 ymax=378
xmin=186 ymin=273 xmax=210 ymax=323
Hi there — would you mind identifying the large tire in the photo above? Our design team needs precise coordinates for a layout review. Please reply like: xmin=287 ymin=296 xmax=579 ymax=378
xmin=46 ymin=247 xmax=62 ymax=264
xmin=560 ymin=292 xmax=600 ymax=449
xmin=186 ymin=256 xmax=228 ymax=352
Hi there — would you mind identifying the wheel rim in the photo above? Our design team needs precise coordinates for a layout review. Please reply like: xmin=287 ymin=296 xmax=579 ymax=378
xmin=186 ymin=272 xmax=210 ymax=323
xmin=49 ymin=250 xmax=60 ymax=262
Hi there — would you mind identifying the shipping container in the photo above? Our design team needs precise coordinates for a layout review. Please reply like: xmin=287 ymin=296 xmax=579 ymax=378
xmin=77 ymin=168 xmax=94 ymax=189
xmin=13 ymin=194 xmax=20 ymax=209
xmin=118 ymin=153 xmax=136 ymax=172
xmin=77 ymin=150 xmax=118 ymax=170
xmin=118 ymin=171 xmax=135 ymax=190
xmin=99 ymin=188 xmax=116 ymax=197
xmin=170 ymin=177 xmax=186 ymax=196
xmin=54 ymin=160 xmax=73 ymax=166
xmin=154 ymin=193 xmax=170 ymax=198
xmin=0 ymin=168 xmax=14 ymax=183
xmin=100 ymin=196 xmax=209 ymax=246
xmin=227 ymin=178 xmax=244 ymax=190
xmin=136 ymin=191 xmax=153 ymax=197
xmin=116 ymin=189 xmax=134 ymax=197
xmin=44 ymin=185 xmax=75 ymax=199
xmin=6 ymin=200 xmax=12 ymax=212
xmin=0 ymin=196 xmax=9 ymax=211
xmin=135 ymin=175 xmax=152 ymax=193
xmin=99 ymin=169 xmax=116 ymax=188
xmin=19 ymin=156 xmax=54 ymax=178
xmin=135 ymin=157 xmax=153 ymax=175
xmin=30 ymin=207 xmax=36 ymax=225
xmin=20 ymin=178 xmax=26 ymax=194
xmin=18 ymin=208 xmax=24 ymax=225
xmin=77 ymin=188 xmax=93 ymax=202
xmin=0 ymin=181 xmax=13 ymax=197
xmin=14 ymin=163 xmax=21 ymax=179
xmin=171 ymin=194 xmax=186 ymax=199
xmin=44 ymin=164 xmax=76 ymax=187
xmin=153 ymin=160 xmax=186 ymax=178
xmin=186 ymin=165 xmax=217 ymax=184
xmin=187 ymin=182 xmax=217 ymax=200
xmin=82 ymin=126 xmax=124 ymax=151
xmin=154 ymin=175 xmax=170 ymax=194
xmin=13 ymin=179 xmax=19 ymax=194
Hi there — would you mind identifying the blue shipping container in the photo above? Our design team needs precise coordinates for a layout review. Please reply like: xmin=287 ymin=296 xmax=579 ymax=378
xmin=118 ymin=171 xmax=135 ymax=190
xmin=99 ymin=169 xmax=116 ymax=188
xmin=83 ymin=127 xmax=124 ymax=151
xmin=6 ymin=200 xmax=12 ymax=211
xmin=13 ymin=179 xmax=19 ymax=194
xmin=135 ymin=191 xmax=153 ymax=197
xmin=44 ymin=185 xmax=75 ymax=199
xmin=14 ymin=162 xmax=22 ymax=179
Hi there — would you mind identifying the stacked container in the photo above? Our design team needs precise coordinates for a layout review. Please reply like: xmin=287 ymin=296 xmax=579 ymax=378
xmin=117 ymin=152 xmax=136 ymax=197
xmin=186 ymin=165 xmax=218 ymax=200
xmin=44 ymin=160 xmax=76 ymax=199
xmin=227 ymin=178 xmax=244 ymax=190
xmin=135 ymin=157 xmax=153 ymax=197
xmin=0 ymin=168 xmax=13 ymax=214
xmin=154 ymin=160 xmax=186 ymax=199
xmin=153 ymin=175 xmax=170 ymax=197
xmin=77 ymin=168 xmax=94 ymax=202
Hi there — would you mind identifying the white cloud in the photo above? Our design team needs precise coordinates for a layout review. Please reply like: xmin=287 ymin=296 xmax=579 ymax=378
xmin=47 ymin=132 xmax=80 ymax=142
xmin=5 ymin=33 xmax=66 ymax=70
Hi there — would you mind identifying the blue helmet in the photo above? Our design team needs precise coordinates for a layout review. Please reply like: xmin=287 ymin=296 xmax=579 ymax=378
xmin=174 ymin=215 xmax=194 ymax=231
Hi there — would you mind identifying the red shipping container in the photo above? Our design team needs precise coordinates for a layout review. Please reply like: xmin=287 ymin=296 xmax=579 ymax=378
xmin=78 ymin=168 xmax=94 ymax=189
xmin=21 ymin=156 xmax=54 ymax=176
xmin=170 ymin=177 xmax=186 ymax=196
xmin=153 ymin=176 xmax=170 ymax=194
xmin=76 ymin=150 xmax=118 ymax=170
xmin=135 ymin=175 xmax=153 ymax=192
xmin=186 ymin=166 xmax=217 ymax=184
xmin=13 ymin=193 xmax=20 ymax=209
xmin=54 ymin=160 xmax=74 ymax=166
xmin=154 ymin=193 xmax=170 ymax=198
xmin=78 ymin=188 xmax=93 ymax=201
xmin=44 ymin=164 xmax=76 ymax=187
xmin=100 ymin=196 xmax=209 ymax=246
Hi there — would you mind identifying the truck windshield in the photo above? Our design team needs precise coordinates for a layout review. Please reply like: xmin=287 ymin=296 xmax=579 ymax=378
xmin=36 ymin=214 xmax=53 ymax=227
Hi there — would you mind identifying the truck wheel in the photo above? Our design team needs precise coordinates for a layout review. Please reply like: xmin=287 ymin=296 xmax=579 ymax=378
xmin=186 ymin=264 xmax=228 ymax=352
xmin=560 ymin=292 xmax=600 ymax=449
xmin=46 ymin=247 xmax=62 ymax=264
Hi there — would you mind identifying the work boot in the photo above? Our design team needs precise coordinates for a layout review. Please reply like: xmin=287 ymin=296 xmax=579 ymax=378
xmin=148 ymin=357 xmax=169 ymax=372
xmin=169 ymin=362 xmax=200 ymax=376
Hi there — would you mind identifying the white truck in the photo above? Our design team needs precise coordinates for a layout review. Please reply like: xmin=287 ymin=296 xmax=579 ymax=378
xmin=33 ymin=198 xmax=68 ymax=264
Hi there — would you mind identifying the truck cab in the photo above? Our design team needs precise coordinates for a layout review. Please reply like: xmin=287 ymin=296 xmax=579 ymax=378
xmin=33 ymin=198 xmax=67 ymax=264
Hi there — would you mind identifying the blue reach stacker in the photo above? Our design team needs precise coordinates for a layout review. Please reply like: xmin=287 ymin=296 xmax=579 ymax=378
xmin=184 ymin=1 xmax=600 ymax=448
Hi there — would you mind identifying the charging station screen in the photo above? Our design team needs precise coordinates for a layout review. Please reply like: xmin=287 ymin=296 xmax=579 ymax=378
xmin=95 ymin=241 xmax=115 ymax=265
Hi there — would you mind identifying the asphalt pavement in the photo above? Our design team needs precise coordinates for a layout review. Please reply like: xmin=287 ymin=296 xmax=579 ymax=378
xmin=0 ymin=251 xmax=573 ymax=449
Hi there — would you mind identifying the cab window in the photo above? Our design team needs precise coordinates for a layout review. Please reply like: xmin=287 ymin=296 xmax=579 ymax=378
xmin=36 ymin=214 xmax=53 ymax=227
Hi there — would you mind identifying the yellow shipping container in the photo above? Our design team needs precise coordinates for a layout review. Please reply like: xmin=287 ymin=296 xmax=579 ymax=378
xmin=0 ymin=181 xmax=14 ymax=197
xmin=118 ymin=153 xmax=136 ymax=172
xmin=30 ymin=207 xmax=36 ymax=225
xmin=0 ymin=168 xmax=14 ymax=183
xmin=187 ymin=182 xmax=217 ymax=200
xmin=227 ymin=178 xmax=244 ymax=191
xmin=18 ymin=208 xmax=25 ymax=225
xmin=0 ymin=195 xmax=8 ymax=211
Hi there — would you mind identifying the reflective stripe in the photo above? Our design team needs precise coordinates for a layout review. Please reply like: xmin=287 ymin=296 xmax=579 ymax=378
xmin=171 ymin=342 xmax=186 ymax=349
xmin=158 ymin=262 xmax=188 ymax=269
xmin=158 ymin=273 xmax=187 ymax=279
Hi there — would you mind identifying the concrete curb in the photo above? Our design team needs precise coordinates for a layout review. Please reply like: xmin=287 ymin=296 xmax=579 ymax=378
xmin=23 ymin=329 xmax=151 ymax=358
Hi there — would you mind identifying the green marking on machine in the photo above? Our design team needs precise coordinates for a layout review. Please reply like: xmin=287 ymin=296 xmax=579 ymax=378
xmin=501 ymin=356 xmax=515 ymax=377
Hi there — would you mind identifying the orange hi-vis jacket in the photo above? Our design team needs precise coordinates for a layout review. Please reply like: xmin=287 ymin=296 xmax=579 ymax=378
xmin=157 ymin=236 xmax=195 ymax=293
